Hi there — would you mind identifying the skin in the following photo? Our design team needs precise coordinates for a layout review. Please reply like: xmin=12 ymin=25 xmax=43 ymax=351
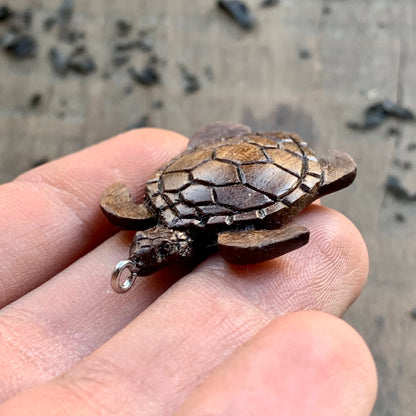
xmin=0 ymin=128 xmax=377 ymax=415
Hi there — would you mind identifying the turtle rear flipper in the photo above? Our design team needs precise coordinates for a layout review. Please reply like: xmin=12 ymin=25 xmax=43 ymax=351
xmin=100 ymin=183 xmax=156 ymax=230
xmin=318 ymin=150 xmax=357 ymax=196
xmin=217 ymin=224 xmax=309 ymax=265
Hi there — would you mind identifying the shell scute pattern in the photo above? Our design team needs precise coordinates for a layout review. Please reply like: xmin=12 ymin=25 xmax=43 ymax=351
xmin=241 ymin=164 xmax=297 ymax=198
xmin=192 ymin=160 xmax=240 ymax=185
xmin=215 ymin=142 xmax=268 ymax=164
xmin=146 ymin=133 xmax=323 ymax=228
xmin=164 ymin=149 xmax=213 ymax=173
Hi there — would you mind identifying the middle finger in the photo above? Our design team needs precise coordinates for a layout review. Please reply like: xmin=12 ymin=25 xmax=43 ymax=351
xmin=0 ymin=204 xmax=367 ymax=403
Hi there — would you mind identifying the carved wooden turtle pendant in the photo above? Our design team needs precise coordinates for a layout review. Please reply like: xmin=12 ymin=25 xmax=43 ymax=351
xmin=101 ymin=122 xmax=357 ymax=293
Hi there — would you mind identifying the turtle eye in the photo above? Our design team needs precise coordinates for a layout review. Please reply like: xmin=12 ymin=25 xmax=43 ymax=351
xmin=159 ymin=241 xmax=173 ymax=257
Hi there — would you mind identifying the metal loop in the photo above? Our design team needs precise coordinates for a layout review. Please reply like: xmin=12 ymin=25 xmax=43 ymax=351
xmin=111 ymin=260 xmax=138 ymax=294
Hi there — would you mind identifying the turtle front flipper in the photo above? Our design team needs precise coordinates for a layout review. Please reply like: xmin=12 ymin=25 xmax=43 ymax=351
xmin=100 ymin=183 xmax=156 ymax=230
xmin=318 ymin=150 xmax=357 ymax=196
xmin=217 ymin=224 xmax=310 ymax=265
xmin=189 ymin=121 xmax=252 ymax=148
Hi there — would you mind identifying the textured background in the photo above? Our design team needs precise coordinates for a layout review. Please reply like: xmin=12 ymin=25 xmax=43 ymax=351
xmin=0 ymin=1 xmax=415 ymax=415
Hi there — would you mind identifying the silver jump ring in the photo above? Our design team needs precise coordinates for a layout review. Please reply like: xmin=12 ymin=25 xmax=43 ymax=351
xmin=111 ymin=260 xmax=138 ymax=294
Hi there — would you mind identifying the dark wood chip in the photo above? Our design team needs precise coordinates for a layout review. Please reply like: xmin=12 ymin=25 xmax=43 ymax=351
xmin=58 ymin=0 xmax=74 ymax=23
xmin=151 ymin=100 xmax=164 ymax=109
xmin=179 ymin=65 xmax=200 ymax=94
xmin=217 ymin=0 xmax=256 ymax=30
xmin=394 ymin=213 xmax=405 ymax=223
xmin=407 ymin=142 xmax=416 ymax=152
xmin=0 ymin=5 xmax=14 ymax=22
xmin=299 ymin=48 xmax=312 ymax=59
xmin=49 ymin=47 xmax=68 ymax=75
xmin=2 ymin=32 xmax=37 ymax=58
xmin=43 ymin=16 xmax=57 ymax=31
xmin=260 ymin=0 xmax=280 ymax=8
xmin=29 ymin=93 xmax=42 ymax=108
xmin=112 ymin=54 xmax=130 ymax=67
xmin=386 ymin=175 xmax=416 ymax=201
xmin=127 ymin=115 xmax=150 ymax=130
xmin=128 ymin=64 xmax=160 ymax=86
xmin=115 ymin=19 xmax=132 ymax=37
xmin=347 ymin=100 xmax=415 ymax=131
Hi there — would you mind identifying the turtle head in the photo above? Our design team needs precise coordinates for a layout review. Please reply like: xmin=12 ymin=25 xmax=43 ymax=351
xmin=129 ymin=226 xmax=193 ymax=276
xmin=111 ymin=226 xmax=194 ymax=293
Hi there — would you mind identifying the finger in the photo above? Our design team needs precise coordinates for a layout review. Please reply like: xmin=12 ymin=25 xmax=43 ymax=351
xmin=200 ymin=204 xmax=369 ymax=317
xmin=0 ymin=232 xmax=188 ymax=401
xmin=0 ymin=128 xmax=188 ymax=307
xmin=175 ymin=311 xmax=377 ymax=416
xmin=0 ymin=312 xmax=377 ymax=416
xmin=0 ymin=205 xmax=368 ymax=411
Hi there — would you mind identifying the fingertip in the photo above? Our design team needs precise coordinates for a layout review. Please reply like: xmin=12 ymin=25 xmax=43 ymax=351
xmin=176 ymin=310 xmax=377 ymax=416
xmin=271 ymin=311 xmax=378 ymax=416
xmin=301 ymin=205 xmax=369 ymax=303
xmin=115 ymin=127 xmax=189 ymax=150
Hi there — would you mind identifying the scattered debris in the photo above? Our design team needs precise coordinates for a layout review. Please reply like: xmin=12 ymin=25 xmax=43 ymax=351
xmin=386 ymin=175 xmax=416 ymax=201
xmin=114 ymin=40 xmax=140 ymax=52
xmin=128 ymin=62 xmax=160 ymax=86
xmin=411 ymin=308 xmax=416 ymax=320
xmin=0 ymin=5 xmax=14 ymax=22
xmin=1 ymin=32 xmax=37 ymax=58
xmin=29 ymin=93 xmax=42 ymax=108
xmin=151 ymin=100 xmax=164 ymax=109
xmin=49 ymin=47 xmax=68 ymax=75
xmin=56 ymin=0 xmax=75 ymax=41
xmin=116 ymin=19 xmax=132 ymax=37
xmin=43 ymin=0 xmax=84 ymax=44
xmin=347 ymin=100 xmax=415 ymax=131
xmin=387 ymin=126 xmax=401 ymax=136
xmin=21 ymin=8 xmax=33 ymax=29
xmin=407 ymin=142 xmax=416 ymax=152
xmin=114 ymin=30 xmax=153 ymax=54
xmin=179 ymin=65 xmax=201 ymax=94
xmin=127 ymin=115 xmax=150 ymax=130
xmin=322 ymin=5 xmax=331 ymax=15
xmin=260 ymin=0 xmax=279 ymax=7
xmin=49 ymin=45 xmax=96 ymax=76
xmin=394 ymin=213 xmax=405 ymax=223
xmin=67 ymin=45 xmax=96 ymax=74
xmin=58 ymin=0 xmax=74 ymax=23
xmin=217 ymin=0 xmax=255 ymax=30
xmin=112 ymin=54 xmax=130 ymax=67
xmin=299 ymin=48 xmax=312 ymax=59
xmin=43 ymin=16 xmax=57 ymax=31
xmin=394 ymin=159 xmax=413 ymax=171
xmin=114 ymin=39 xmax=152 ymax=53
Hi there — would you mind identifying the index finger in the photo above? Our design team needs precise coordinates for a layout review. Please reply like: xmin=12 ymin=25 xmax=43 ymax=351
xmin=0 ymin=128 xmax=188 ymax=308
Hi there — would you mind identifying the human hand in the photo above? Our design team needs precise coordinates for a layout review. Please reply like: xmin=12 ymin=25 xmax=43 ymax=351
xmin=0 ymin=129 xmax=376 ymax=415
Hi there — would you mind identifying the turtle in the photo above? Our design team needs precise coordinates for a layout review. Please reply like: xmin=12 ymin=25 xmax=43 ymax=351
xmin=101 ymin=122 xmax=357 ymax=293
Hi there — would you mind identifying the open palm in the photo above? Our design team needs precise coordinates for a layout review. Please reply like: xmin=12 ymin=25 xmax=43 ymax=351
xmin=0 ymin=128 xmax=376 ymax=415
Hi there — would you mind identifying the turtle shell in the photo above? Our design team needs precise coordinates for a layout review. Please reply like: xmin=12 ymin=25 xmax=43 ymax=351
xmin=145 ymin=132 xmax=323 ymax=229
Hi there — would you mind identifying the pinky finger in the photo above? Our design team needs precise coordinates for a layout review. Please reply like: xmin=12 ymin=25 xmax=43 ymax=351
xmin=175 ymin=311 xmax=377 ymax=416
